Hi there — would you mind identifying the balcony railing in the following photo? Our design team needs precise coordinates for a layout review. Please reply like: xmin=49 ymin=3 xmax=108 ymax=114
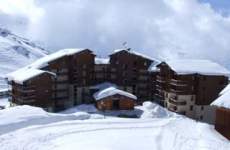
xmin=168 ymin=98 xmax=187 ymax=105
xmin=170 ymin=79 xmax=193 ymax=86
xmin=156 ymin=76 xmax=166 ymax=83
xmin=169 ymin=88 xmax=194 ymax=94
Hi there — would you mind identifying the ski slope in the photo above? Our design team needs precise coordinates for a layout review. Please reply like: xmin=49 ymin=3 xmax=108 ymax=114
xmin=0 ymin=102 xmax=229 ymax=150
xmin=0 ymin=28 xmax=48 ymax=89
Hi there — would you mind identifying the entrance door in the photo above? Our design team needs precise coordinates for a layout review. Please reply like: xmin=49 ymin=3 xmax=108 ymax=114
xmin=113 ymin=100 xmax=120 ymax=110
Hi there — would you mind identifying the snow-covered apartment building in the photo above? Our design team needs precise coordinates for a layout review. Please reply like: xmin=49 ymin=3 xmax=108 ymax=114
xmin=155 ymin=60 xmax=230 ymax=123
xmin=7 ymin=49 xmax=157 ymax=111
xmin=6 ymin=48 xmax=230 ymax=124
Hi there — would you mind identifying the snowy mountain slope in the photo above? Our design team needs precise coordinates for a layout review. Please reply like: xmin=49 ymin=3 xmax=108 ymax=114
xmin=0 ymin=28 xmax=48 ymax=89
xmin=0 ymin=102 xmax=229 ymax=150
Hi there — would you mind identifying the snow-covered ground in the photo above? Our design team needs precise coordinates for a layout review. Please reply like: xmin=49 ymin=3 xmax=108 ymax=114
xmin=0 ymin=97 xmax=9 ymax=109
xmin=0 ymin=102 xmax=229 ymax=150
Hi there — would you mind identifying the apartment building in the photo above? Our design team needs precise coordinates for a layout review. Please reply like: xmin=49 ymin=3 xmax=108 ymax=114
xmin=156 ymin=60 xmax=229 ymax=123
xmin=7 ymin=48 xmax=158 ymax=111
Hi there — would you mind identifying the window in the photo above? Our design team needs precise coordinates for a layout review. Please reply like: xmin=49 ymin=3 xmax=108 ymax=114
xmin=144 ymin=62 xmax=147 ymax=66
xmin=201 ymin=106 xmax=204 ymax=110
xmin=219 ymin=80 xmax=225 ymax=85
xmin=123 ymin=79 xmax=128 ymax=84
xmin=174 ymin=106 xmax=177 ymax=111
xmin=190 ymin=106 xmax=193 ymax=111
xmin=123 ymin=64 xmax=128 ymax=69
xmin=203 ymin=76 xmax=206 ymax=81
xmin=83 ymin=64 xmax=87 ymax=69
xmin=200 ymin=116 xmax=203 ymax=120
xmin=133 ymin=61 xmax=137 ymax=66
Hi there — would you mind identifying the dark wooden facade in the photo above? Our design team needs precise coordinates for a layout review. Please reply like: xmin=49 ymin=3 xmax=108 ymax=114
xmin=156 ymin=62 xmax=228 ymax=122
xmin=215 ymin=107 xmax=230 ymax=140
xmin=96 ymin=94 xmax=135 ymax=110
xmin=109 ymin=50 xmax=156 ymax=103
xmin=9 ymin=49 xmax=157 ymax=111
xmin=11 ymin=73 xmax=54 ymax=111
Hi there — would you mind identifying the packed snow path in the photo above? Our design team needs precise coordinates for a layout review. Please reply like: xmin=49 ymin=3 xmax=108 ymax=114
xmin=0 ymin=118 xmax=229 ymax=150
xmin=0 ymin=104 xmax=229 ymax=150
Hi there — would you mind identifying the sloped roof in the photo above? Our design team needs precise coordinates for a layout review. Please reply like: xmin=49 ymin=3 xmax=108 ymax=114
xmin=148 ymin=59 xmax=162 ymax=72
xmin=6 ymin=48 xmax=90 ymax=84
xmin=93 ymin=87 xmax=137 ymax=101
xmin=211 ymin=84 xmax=230 ymax=109
xmin=219 ymin=84 xmax=230 ymax=96
xmin=165 ymin=59 xmax=230 ymax=76
xmin=7 ymin=68 xmax=55 ymax=84
xmin=111 ymin=49 xmax=154 ymax=61
xmin=90 ymin=82 xmax=117 ymax=90
xmin=27 ymin=48 xmax=91 ymax=69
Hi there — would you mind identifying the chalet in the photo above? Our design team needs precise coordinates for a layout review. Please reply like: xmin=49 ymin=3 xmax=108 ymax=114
xmin=156 ymin=59 xmax=229 ymax=123
xmin=211 ymin=84 xmax=230 ymax=140
xmin=7 ymin=48 xmax=158 ymax=112
xmin=94 ymin=86 xmax=137 ymax=110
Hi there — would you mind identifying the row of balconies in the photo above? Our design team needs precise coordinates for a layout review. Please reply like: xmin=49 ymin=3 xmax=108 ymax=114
xmin=168 ymin=98 xmax=187 ymax=105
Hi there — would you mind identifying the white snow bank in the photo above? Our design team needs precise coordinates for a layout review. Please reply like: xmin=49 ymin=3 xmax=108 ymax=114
xmin=0 ymin=112 xmax=229 ymax=150
xmin=93 ymin=87 xmax=137 ymax=101
xmin=138 ymin=101 xmax=177 ymax=118
xmin=0 ymin=105 xmax=49 ymax=126
xmin=0 ymin=105 xmax=94 ymax=135
xmin=166 ymin=59 xmax=230 ymax=76
xmin=0 ymin=98 xmax=10 ymax=108
xmin=61 ymin=104 xmax=98 ymax=114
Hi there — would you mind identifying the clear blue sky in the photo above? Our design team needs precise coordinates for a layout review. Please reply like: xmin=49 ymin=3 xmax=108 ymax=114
xmin=200 ymin=0 xmax=230 ymax=15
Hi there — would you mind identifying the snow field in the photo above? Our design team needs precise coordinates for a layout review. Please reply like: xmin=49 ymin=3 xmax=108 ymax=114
xmin=0 ymin=102 xmax=229 ymax=150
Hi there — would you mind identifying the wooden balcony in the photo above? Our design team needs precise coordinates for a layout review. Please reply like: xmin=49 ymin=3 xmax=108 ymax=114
xmin=168 ymin=98 xmax=186 ymax=105
xmin=169 ymin=88 xmax=195 ymax=95
xmin=156 ymin=76 xmax=166 ymax=83
xmin=170 ymin=79 xmax=194 ymax=86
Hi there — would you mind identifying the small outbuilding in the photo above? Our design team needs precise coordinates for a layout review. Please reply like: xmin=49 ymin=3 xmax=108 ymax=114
xmin=93 ymin=87 xmax=137 ymax=110
xmin=211 ymin=84 xmax=230 ymax=140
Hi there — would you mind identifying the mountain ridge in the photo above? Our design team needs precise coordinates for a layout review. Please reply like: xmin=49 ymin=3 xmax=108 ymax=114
xmin=0 ymin=28 xmax=48 ymax=89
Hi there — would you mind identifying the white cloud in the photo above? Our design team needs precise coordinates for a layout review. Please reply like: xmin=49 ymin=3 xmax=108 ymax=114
xmin=1 ymin=0 xmax=230 ymax=68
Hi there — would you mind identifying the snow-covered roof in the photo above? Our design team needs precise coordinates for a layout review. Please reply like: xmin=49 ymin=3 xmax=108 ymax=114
xmin=211 ymin=83 xmax=230 ymax=109
xmin=112 ymin=49 xmax=154 ymax=61
xmin=165 ymin=59 xmax=230 ymax=76
xmin=7 ymin=68 xmax=55 ymax=84
xmin=148 ymin=60 xmax=161 ymax=72
xmin=27 ymin=48 xmax=88 ymax=69
xmin=93 ymin=87 xmax=137 ymax=101
xmin=219 ymin=84 xmax=230 ymax=96
xmin=95 ymin=57 xmax=110 ymax=64
xmin=211 ymin=89 xmax=230 ymax=109
xmin=90 ymin=82 xmax=117 ymax=90
xmin=6 ymin=48 xmax=90 ymax=84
